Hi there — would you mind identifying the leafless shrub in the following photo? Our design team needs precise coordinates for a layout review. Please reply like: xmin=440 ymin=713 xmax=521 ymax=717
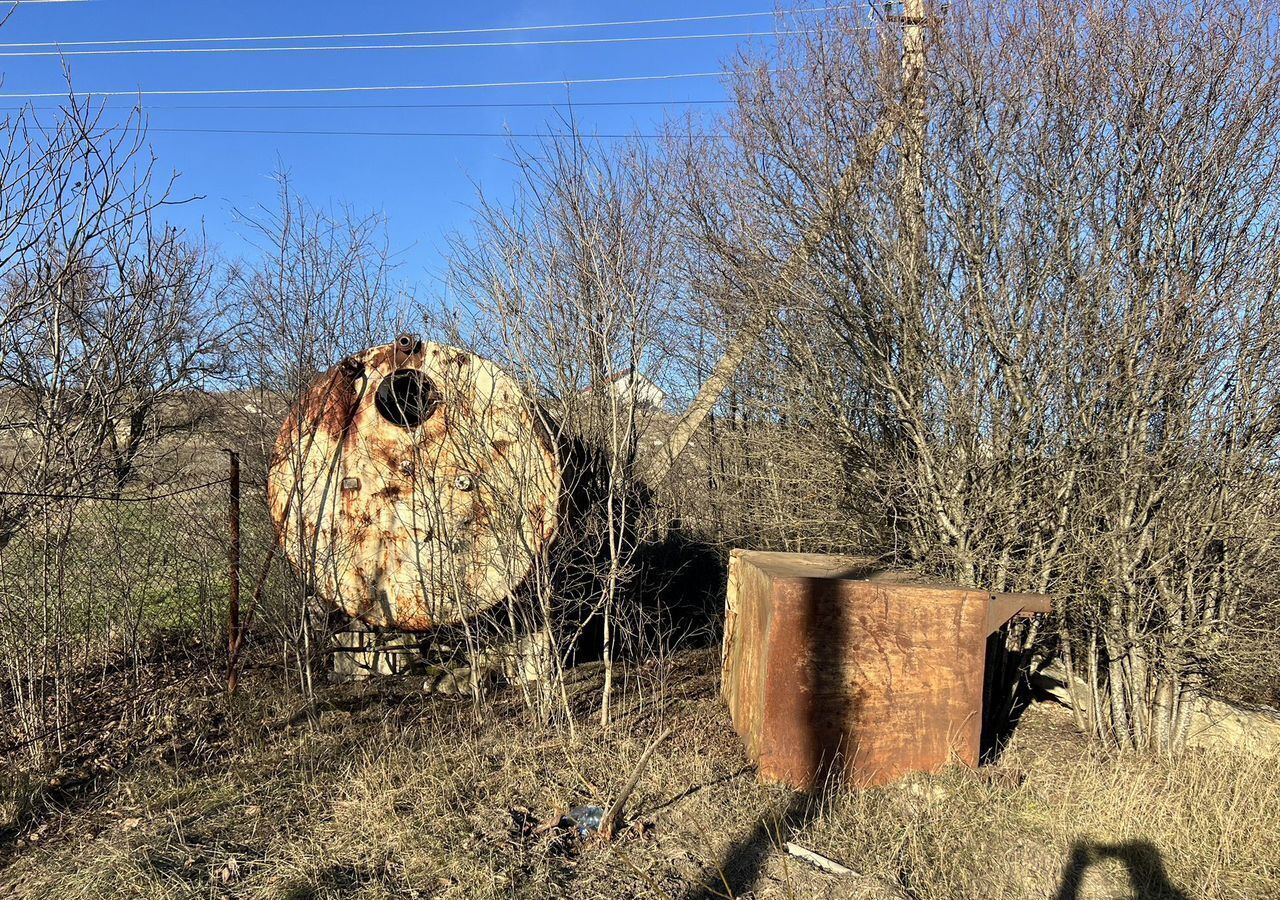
xmin=0 ymin=96 xmax=233 ymax=758
xmin=674 ymin=0 xmax=1280 ymax=750
xmin=228 ymin=172 xmax=407 ymax=702
xmin=0 ymin=98 xmax=232 ymax=534
xmin=444 ymin=130 xmax=694 ymax=725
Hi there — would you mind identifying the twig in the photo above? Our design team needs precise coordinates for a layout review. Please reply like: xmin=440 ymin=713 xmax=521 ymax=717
xmin=784 ymin=842 xmax=854 ymax=876
xmin=601 ymin=726 xmax=673 ymax=840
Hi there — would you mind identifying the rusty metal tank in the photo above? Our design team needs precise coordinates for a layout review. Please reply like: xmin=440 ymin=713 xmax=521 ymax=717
xmin=721 ymin=550 xmax=1052 ymax=788
xmin=267 ymin=334 xmax=563 ymax=631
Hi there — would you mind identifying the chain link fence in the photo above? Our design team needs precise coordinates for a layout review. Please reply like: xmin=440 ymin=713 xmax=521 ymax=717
xmin=0 ymin=474 xmax=232 ymax=764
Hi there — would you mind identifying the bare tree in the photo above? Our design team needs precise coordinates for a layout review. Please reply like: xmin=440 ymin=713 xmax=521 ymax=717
xmin=0 ymin=99 xmax=232 ymax=531
xmin=674 ymin=0 xmax=1280 ymax=751
xmin=0 ymin=96 xmax=234 ymax=757
xmin=446 ymin=129 xmax=689 ymax=725
xmin=229 ymin=171 xmax=407 ymax=702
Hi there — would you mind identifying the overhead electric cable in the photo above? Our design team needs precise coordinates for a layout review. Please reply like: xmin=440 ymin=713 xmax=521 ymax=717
xmin=0 ymin=6 xmax=850 ymax=48
xmin=20 ymin=117 xmax=725 ymax=138
xmin=130 ymin=126 xmax=728 ymax=138
xmin=0 ymin=29 xmax=813 ymax=57
xmin=2 ymin=98 xmax=735 ymax=110
xmin=0 ymin=70 xmax=733 ymax=99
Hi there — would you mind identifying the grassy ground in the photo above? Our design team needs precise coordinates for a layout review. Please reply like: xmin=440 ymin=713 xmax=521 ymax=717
xmin=1 ymin=649 xmax=1276 ymax=900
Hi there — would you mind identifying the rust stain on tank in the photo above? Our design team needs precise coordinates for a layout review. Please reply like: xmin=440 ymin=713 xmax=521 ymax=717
xmin=272 ymin=365 xmax=363 ymax=466
xmin=267 ymin=336 xmax=563 ymax=632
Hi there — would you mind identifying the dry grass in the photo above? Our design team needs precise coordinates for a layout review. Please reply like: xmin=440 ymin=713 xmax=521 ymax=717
xmin=1 ymin=650 xmax=1276 ymax=900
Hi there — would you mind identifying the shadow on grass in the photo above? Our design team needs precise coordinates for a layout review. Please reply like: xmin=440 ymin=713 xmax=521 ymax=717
xmin=637 ymin=765 xmax=752 ymax=820
xmin=1052 ymin=840 xmax=1189 ymax=900
xmin=278 ymin=862 xmax=389 ymax=900
xmin=679 ymin=790 xmax=821 ymax=900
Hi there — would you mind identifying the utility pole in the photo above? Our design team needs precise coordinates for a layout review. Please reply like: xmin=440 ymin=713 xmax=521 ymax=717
xmin=649 ymin=114 xmax=901 ymax=484
xmin=225 ymin=449 xmax=242 ymax=694
xmin=650 ymin=6 xmax=933 ymax=484
xmin=899 ymin=0 xmax=928 ymax=309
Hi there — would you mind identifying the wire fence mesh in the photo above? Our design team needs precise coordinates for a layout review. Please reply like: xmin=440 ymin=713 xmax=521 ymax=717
xmin=0 ymin=475 xmax=232 ymax=764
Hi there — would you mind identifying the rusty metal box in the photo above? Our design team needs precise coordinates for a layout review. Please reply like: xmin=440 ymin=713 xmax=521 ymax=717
xmin=721 ymin=550 xmax=1047 ymax=789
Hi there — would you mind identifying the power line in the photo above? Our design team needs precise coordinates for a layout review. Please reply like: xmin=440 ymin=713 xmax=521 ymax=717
xmin=0 ymin=70 xmax=733 ymax=99
xmin=134 ymin=126 xmax=728 ymax=139
xmin=0 ymin=6 xmax=851 ymax=49
xmin=2 ymin=98 xmax=735 ymax=111
xmin=0 ymin=29 xmax=813 ymax=58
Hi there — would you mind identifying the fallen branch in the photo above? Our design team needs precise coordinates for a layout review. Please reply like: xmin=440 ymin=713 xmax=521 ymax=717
xmin=600 ymin=727 xmax=673 ymax=840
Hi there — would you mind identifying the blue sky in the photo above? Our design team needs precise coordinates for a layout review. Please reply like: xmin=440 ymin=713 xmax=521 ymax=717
xmin=0 ymin=1 xmax=816 ymax=289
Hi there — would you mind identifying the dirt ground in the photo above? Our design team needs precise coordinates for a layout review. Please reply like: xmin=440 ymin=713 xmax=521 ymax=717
xmin=1 ymin=648 xmax=1276 ymax=900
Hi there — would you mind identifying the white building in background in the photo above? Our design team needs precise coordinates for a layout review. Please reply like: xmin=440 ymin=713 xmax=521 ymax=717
xmin=584 ymin=369 xmax=666 ymax=411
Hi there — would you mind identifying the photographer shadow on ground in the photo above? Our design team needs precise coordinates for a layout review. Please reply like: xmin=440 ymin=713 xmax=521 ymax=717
xmin=1052 ymin=840 xmax=1189 ymax=900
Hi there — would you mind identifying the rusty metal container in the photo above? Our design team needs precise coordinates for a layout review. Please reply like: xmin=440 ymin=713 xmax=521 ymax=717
xmin=267 ymin=335 xmax=562 ymax=632
xmin=721 ymin=549 xmax=1050 ymax=789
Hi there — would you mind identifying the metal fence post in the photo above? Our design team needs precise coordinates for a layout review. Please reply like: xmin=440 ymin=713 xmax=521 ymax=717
xmin=226 ymin=450 xmax=241 ymax=694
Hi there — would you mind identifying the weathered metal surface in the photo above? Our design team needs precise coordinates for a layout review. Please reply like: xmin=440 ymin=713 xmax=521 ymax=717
xmin=267 ymin=336 xmax=562 ymax=632
xmin=330 ymin=630 xmax=423 ymax=679
xmin=721 ymin=550 xmax=1050 ymax=789
xmin=986 ymin=591 xmax=1052 ymax=634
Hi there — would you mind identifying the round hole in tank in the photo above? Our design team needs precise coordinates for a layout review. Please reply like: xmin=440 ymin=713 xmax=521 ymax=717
xmin=374 ymin=369 xmax=440 ymax=428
